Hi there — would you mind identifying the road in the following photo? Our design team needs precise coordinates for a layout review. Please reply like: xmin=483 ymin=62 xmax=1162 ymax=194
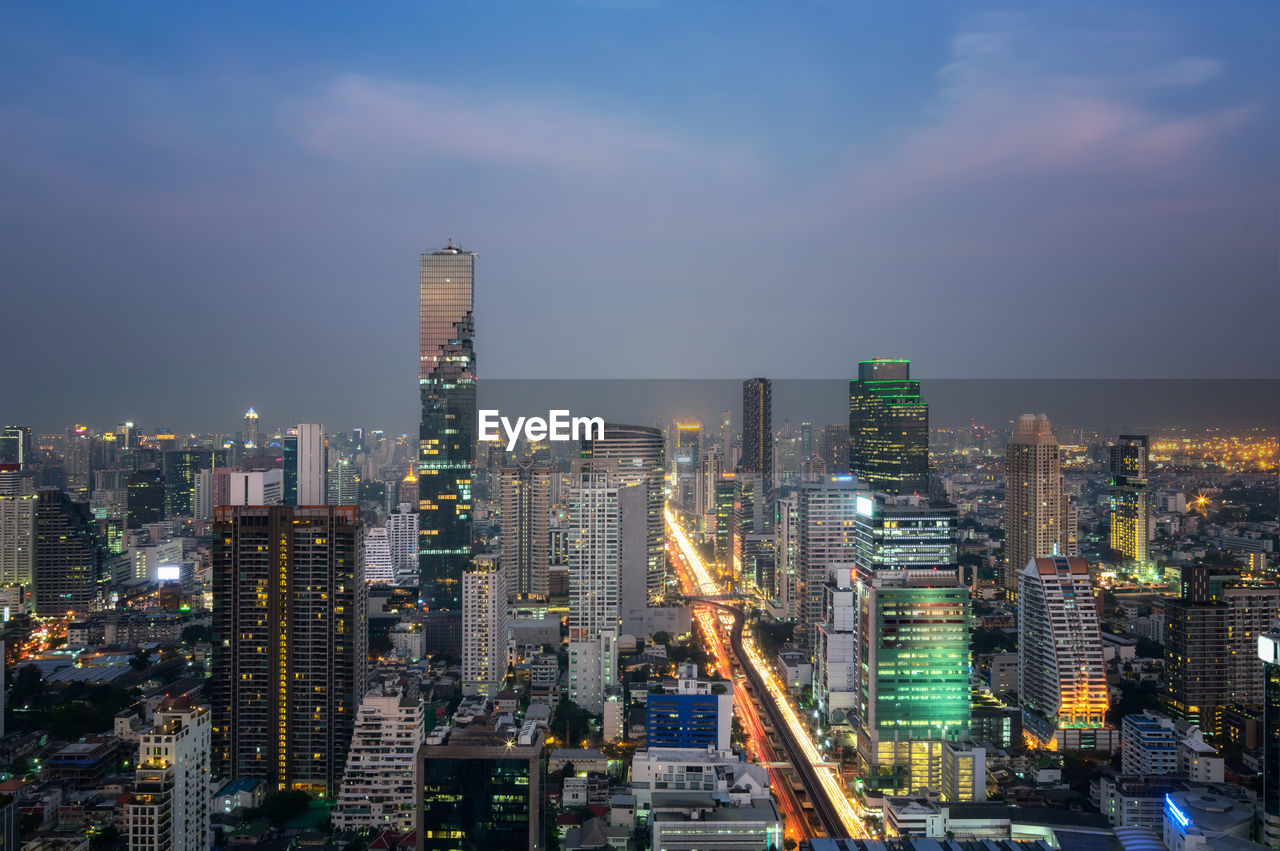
xmin=665 ymin=507 xmax=868 ymax=840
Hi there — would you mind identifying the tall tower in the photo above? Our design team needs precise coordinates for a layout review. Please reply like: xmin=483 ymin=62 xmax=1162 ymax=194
xmin=211 ymin=505 xmax=367 ymax=793
xmin=796 ymin=477 xmax=862 ymax=650
xmin=848 ymin=358 xmax=929 ymax=495
xmin=462 ymin=553 xmax=509 ymax=697
xmin=741 ymin=378 xmax=773 ymax=498
xmin=500 ymin=459 xmax=551 ymax=602
xmin=567 ymin=471 xmax=625 ymax=712
xmin=0 ymin=465 xmax=35 ymax=590
xmin=128 ymin=699 xmax=211 ymax=851
xmin=580 ymin=424 xmax=664 ymax=605
xmin=418 ymin=244 xmax=477 ymax=614
xmin=1018 ymin=556 xmax=1114 ymax=750
xmin=295 ymin=424 xmax=326 ymax=505
xmin=1003 ymin=414 xmax=1072 ymax=600
xmin=243 ymin=407 xmax=260 ymax=450
xmin=1259 ymin=630 xmax=1280 ymax=848
xmin=1108 ymin=434 xmax=1149 ymax=566
xmin=33 ymin=489 xmax=100 ymax=616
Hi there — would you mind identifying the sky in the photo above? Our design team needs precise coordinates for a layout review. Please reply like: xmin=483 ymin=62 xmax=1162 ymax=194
xmin=1 ymin=1 xmax=1276 ymax=434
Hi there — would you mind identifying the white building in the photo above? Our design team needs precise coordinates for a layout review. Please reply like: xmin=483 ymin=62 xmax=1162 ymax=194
xmin=364 ymin=526 xmax=395 ymax=584
xmin=651 ymin=797 xmax=783 ymax=851
xmin=630 ymin=747 xmax=771 ymax=811
xmin=813 ymin=572 xmax=858 ymax=723
xmin=1019 ymin=556 xmax=1118 ymax=751
xmin=797 ymin=477 xmax=863 ymax=648
xmin=772 ymin=492 xmax=799 ymax=620
xmin=128 ymin=699 xmax=211 ymax=851
xmin=227 ymin=469 xmax=284 ymax=506
xmin=568 ymin=472 xmax=626 ymax=712
xmin=385 ymin=504 xmax=419 ymax=584
xmin=0 ymin=485 xmax=35 ymax=589
xmin=332 ymin=686 xmax=425 ymax=832
xmin=462 ymin=554 xmax=509 ymax=697
xmin=296 ymin=423 xmax=326 ymax=506
xmin=1122 ymin=711 xmax=1178 ymax=776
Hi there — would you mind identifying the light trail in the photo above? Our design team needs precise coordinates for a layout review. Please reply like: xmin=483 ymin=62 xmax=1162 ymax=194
xmin=666 ymin=507 xmax=868 ymax=839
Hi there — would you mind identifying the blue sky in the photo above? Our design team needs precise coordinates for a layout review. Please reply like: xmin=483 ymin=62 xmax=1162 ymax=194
xmin=1 ymin=1 xmax=1275 ymax=432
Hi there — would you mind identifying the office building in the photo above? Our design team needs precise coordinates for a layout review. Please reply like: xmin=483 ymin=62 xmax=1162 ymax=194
xmin=500 ymin=459 xmax=551 ymax=602
xmin=819 ymin=424 xmax=850 ymax=475
xmin=568 ymin=471 xmax=625 ymax=712
xmin=243 ymin=407 xmax=259 ymax=450
xmin=1163 ymin=790 xmax=1257 ymax=851
xmin=646 ymin=665 xmax=734 ymax=749
xmin=796 ymin=477 xmax=863 ymax=649
xmin=127 ymin=698 xmax=211 ymax=851
xmin=1018 ymin=556 xmax=1116 ymax=750
xmin=296 ymin=424 xmax=326 ymax=505
xmin=327 ymin=449 xmax=357 ymax=506
xmin=651 ymin=799 xmax=783 ymax=851
xmin=814 ymin=569 xmax=859 ymax=724
xmin=1121 ymin=712 xmax=1178 ymax=776
xmin=731 ymin=471 xmax=769 ymax=590
xmin=418 ymin=244 xmax=477 ymax=613
xmin=848 ymin=358 xmax=929 ymax=495
xmin=854 ymin=492 xmax=958 ymax=572
xmin=227 ymin=468 xmax=285 ymax=506
xmin=1109 ymin=435 xmax=1150 ymax=566
xmin=418 ymin=724 xmax=543 ymax=851
xmin=712 ymin=476 xmax=735 ymax=567
xmin=281 ymin=433 xmax=298 ymax=505
xmin=772 ymin=491 xmax=800 ymax=619
xmin=161 ymin=449 xmax=223 ymax=518
xmin=211 ymin=505 xmax=367 ymax=793
xmin=1165 ymin=566 xmax=1280 ymax=735
xmin=0 ymin=426 xmax=32 ymax=469
xmin=127 ymin=469 xmax=165 ymax=529
xmin=33 ymin=489 xmax=100 ymax=616
xmin=697 ymin=447 xmax=724 ymax=534
xmin=462 ymin=554 xmax=509 ymax=697
xmin=853 ymin=569 xmax=972 ymax=795
xmin=580 ymin=423 xmax=665 ymax=604
xmin=1004 ymin=414 xmax=1073 ymax=601
xmin=365 ymin=526 xmax=395 ymax=584
xmin=332 ymin=685 xmax=424 ymax=832
xmin=0 ymin=465 xmax=35 ymax=589
xmin=741 ymin=378 xmax=772 ymax=497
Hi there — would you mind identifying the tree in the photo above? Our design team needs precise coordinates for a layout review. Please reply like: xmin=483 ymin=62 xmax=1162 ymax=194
xmin=784 ymin=839 xmax=798 ymax=851
xmin=261 ymin=789 xmax=311 ymax=825
xmin=128 ymin=650 xmax=151 ymax=671
xmin=91 ymin=825 xmax=120 ymax=848
xmin=652 ymin=631 xmax=671 ymax=646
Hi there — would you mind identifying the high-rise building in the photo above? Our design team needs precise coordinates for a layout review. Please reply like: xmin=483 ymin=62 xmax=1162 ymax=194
xmin=1259 ymin=630 xmax=1280 ymax=848
xmin=852 ymin=569 xmax=973 ymax=797
xmin=243 ymin=407 xmax=260 ymax=450
xmin=773 ymin=491 xmax=800 ymax=619
xmin=327 ymin=448 xmax=357 ymax=506
xmin=819 ymin=424 xmax=849 ymax=475
xmin=796 ymin=477 xmax=863 ymax=649
xmin=385 ymin=504 xmax=419 ymax=585
xmin=1004 ymin=414 xmax=1073 ymax=601
xmin=0 ymin=465 xmax=35 ymax=590
xmin=295 ymin=424 xmax=326 ymax=506
xmin=499 ymin=459 xmax=551 ymax=602
xmin=332 ymin=685 xmax=424 ymax=832
xmin=0 ymin=426 xmax=32 ymax=470
xmin=568 ymin=471 xmax=624 ymax=712
xmin=418 ymin=244 xmax=477 ymax=613
xmin=848 ymin=359 xmax=929 ymax=495
xmin=127 ymin=698 xmax=211 ymax=851
xmin=211 ymin=505 xmax=367 ymax=793
xmin=281 ymin=433 xmax=298 ymax=505
xmin=418 ymin=725 xmax=544 ymax=851
xmin=126 ymin=469 xmax=165 ymax=529
xmin=646 ymin=666 xmax=734 ymax=750
xmin=227 ymin=469 xmax=285 ymax=506
xmin=462 ymin=554 xmax=509 ymax=697
xmin=1109 ymin=435 xmax=1150 ymax=566
xmin=33 ymin=489 xmax=100 ymax=616
xmin=1120 ymin=711 xmax=1178 ymax=776
xmin=741 ymin=378 xmax=772 ymax=498
xmin=697 ymin=447 xmax=723 ymax=533
xmin=1165 ymin=565 xmax=1280 ymax=734
xmin=580 ymin=423 xmax=664 ymax=604
xmin=1018 ymin=556 xmax=1116 ymax=750
xmin=853 ymin=492 xmax=958 ymax=573
xmin=161 ymin=449 xmax=224 ymax=518
xmin=365 ymin=526 xmax=395 ymax=584
xmin=712 ymin=476 xmax=736 ymax=567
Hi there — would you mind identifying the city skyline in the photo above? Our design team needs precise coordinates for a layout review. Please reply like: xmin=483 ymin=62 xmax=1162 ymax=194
xmin=1 ymin=2 xmax=1277 ymax=434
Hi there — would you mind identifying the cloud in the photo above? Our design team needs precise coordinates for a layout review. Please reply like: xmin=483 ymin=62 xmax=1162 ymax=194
xmin=286 ymin=74 xmax=710 ymax=174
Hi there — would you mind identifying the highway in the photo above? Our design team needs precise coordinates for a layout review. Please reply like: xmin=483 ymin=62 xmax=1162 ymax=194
xmin=665 ymin=507 xmax=868 ymax=840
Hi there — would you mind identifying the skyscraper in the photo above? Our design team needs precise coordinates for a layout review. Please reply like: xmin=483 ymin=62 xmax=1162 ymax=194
xmin=848 ymin=358 xmax=929 ymax=495
xmin=127 ymin=698 xmax=211 ymax=851
xmin=1004 ymin=414 xmax=1073 ymax=601
xmin=281 ymin=433 xmax=298 ymax=505
xmin=741 ymin=378 xmax=772 ymax=498
xmin=365 ymin=526 xmax=395 ymax=584
xmin=385 ymin=504 xmax=419 ymax=585
xmin=211 ymin=505 xmax=367 ymax=793
xmin=326 ymin=447 xmax=357 ymax=506
xmin=796 ymin=477 xmax=862 ymax=650
xmin=161 ymin=449 xmax=224 ymax=518
xmin=568 ymin=471 xmax=626 ymax=712
xmin=0 ymin=465 xmax=35 ymax=590
xmin=243 ymin=407 xmax=259 ymax=450
xmin=418 ymin=244 xmax=476 ymax=613
xmin=126 ymin=468 xmax=165 ymax=529
xmin=1018 ymin=555 xmax=1116 ymax=750
xmin=295 ymin=424 xmax=326 ymax=506
xmin=1259 ymin=630 xmax=1280 ymax=848
xmin=580 ymin=423 xmax=665 ymax=604
xmin=332 ymin=684 xmax=424 ymax=833
xmin=1109 ymin=434 xmax=1150 ymax=566
xmin=0 ymin=426 xmax=32 ymax=470
xmin=462 ymin=554 xmax=509 ymax=697
xmin=500 ymin=459 xmax=551 ymax=602
xmin=853 ymin=492 xmax=958 ymax=573
xmin=33 ymin=489 xmax=100 ymax=616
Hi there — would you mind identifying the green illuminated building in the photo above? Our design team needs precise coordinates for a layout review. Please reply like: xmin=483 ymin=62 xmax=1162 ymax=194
xmin=848 ymin=358 xmax=929 ymax=495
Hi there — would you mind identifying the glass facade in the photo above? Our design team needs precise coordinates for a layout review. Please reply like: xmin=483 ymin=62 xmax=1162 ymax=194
xmin=848 ymin=359 xmax=928 ymax=495
xmin=420 ymin=750 xmax=539 ymax=850
xmin=1109 ymin=434 xmax=1150 ymax=565
xmin=418 ymin=246 xmax=476 ymax=610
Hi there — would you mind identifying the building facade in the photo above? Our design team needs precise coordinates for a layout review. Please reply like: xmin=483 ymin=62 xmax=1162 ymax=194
xmin=848 ymin=359 xmax=929 ymax=495
xmin=1109 ymin=435 xmax=1150 ymax=566
xmin=462 ymin=554 xmax=509 ymax=697
xmin=500 ymin=459 xmax=551 ymax=602
xmin=33 ymin=488 xmax=100 ymax=616
xmin=128 ymin=699 xmax=211 ymax=851
xmin=332 ymin=687 xmax=424 ymax=832
xmin=1004 ymin=414 xmax=1073 ymax=601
